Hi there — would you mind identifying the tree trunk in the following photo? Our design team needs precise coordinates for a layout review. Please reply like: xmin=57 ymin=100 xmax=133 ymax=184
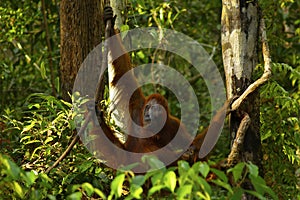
xmin=221 ymin=0 xmax=263 ymax=196
xmin=60 ymin=0 xmax=103 ymax=101
xmin=111 ymin=0 xmax=127 ymax=29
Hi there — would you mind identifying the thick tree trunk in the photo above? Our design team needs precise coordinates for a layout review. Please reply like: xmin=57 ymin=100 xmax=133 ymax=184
xmin=221 ymin=0 xmax=263 ymax=196
xmin=60 ymin=0 xmax=103 ymax=101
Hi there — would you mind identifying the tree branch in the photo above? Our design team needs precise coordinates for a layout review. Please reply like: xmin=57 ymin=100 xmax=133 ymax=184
xmin=45 ymin=111 xmax=92 ymax=174
xmin=227 ymin=111 xmax=251 ymax=167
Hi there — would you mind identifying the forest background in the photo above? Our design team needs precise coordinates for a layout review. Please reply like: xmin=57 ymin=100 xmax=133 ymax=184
xmin=0 ymin=0 xmax=299 ymax=199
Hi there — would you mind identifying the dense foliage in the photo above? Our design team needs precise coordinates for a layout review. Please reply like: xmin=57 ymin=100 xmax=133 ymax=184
xmin=0 ymin=0 xmax=299 ymax=199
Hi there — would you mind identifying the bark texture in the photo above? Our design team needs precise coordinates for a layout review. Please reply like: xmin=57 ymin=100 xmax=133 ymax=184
xmin=60 ymin=0 xmax=103 ymax=101
xmin=221 ymin=0 xmax=262 ymax=173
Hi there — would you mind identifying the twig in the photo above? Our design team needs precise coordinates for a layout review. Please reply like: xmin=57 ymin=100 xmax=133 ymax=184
xmin=230 ymin=18 xmax=272 ymax=111
xmin=45 ymin=111 xmax=92 ymax=174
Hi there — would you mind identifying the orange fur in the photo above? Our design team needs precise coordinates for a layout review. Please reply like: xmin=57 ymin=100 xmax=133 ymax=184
xmin=142 ymin=94 xmax=192 ymax=149
xmin=98 ymin=6 xmax=230 ymax=164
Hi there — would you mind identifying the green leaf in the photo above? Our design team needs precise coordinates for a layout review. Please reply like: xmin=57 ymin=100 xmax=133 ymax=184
xmin=137 ymin=51 xmax=145 ymax=59
xmin=176 ymin=185 xmax=192 ymax=200
xmin=119 ymin=162 xmax=139 ymax=171
xmin=148 ymin=185 xmax=165 ymax=196
xmin=2 ymin=156 xmax=21 ymax=179
xmin=44 ymin=136 xmax=53 ymax=144
xmin=70 ymin=184 xmax=81 ymax=192
xmin=110 ymin=174 xmax=125 ymax=198
xmin=244 ymin=190 xmax=265 ymax=200
xmin=249 ymin=174 xmax=278 ymax=200
xmin=197 ymin=162 xmax=210 ymax=178
xmin=31 ymin=146 xmax=44 ymax=159
xmin=23 ymin=171 xmax=38 ymax=186
xmin=261 ymin=130 xmax=272 ymax=141
xmin=159 ymin=7 xmax=164 ymax=23
xmin=61 ymin=99 xmax=72 ymax=108
xmin=81 ymin=182 xmax=94 ymax=197
xmin=177 ymin=160 xmax=190 ymax=176
xmin=210 ymin=179 xmax=233 ymax=194
xmin=120 ymin=28 xmax=129 ymax=39
xmin=20 ymin=135 xmax=32 ymax=142
xmin=25 ymin=54 xmax=31 ymax=63
xmin=39 ymin=173 xmax=53 ymax=184
xmin=40 ymin=61 xmax=46 ymax=79
xmin=47 ymin=195 xmax=57 ymax=200
xmin=24 ymin=139 xmax=41 ymax=145
xmin=13 ymin=181 xmax=24 ymax=198
xmin=163 ymin=171 xmax=177 ymax=192
xmin=131 ymin=175 xmax=145 ymax=186
xmin=142 ymin=155 xmax=165 ymax=170
xmin=150 ymin=170 xmax=164 ymax=185
xmin=28 ymin=103 xmax=40 ymax=109
xmin=227 ymin=162 xmax=245 ymax=183
xmin=78 ymin=161 xmax=93 ymax=172
xmin=22 ymin=120 xmax=36 ymax=133
xmin=94 ymin=188 xmax=106 ymax=199
xmin=177 ymin=162 xmax=190 ymax=186
xmin=135 ymin=0 xmax=145 ymax=8
xmin=128 ymin=184 xmax=143 ymax=199
xmin=230 ymin=188 xmax=244 ymax=200
xmin=196 ymin=176 xmax=211 ymax=195
xmin=247 ymin=163 xmax=259 ymax=177
xmin=120 ymin=24 xmax=129 ymax=32
xmin=210 ymin=168 xmax=228 ymax=182
xmin=67 ymin=192 xmax=82 ymax=200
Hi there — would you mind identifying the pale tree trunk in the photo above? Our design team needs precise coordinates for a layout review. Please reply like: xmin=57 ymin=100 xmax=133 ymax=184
xmin=60 ymin=0 xmax=103 ymax=101
xmin=111 ymin=0 xmax=128 ymax=29
xmin=221 ymin=0 xmax=263 ymax=197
